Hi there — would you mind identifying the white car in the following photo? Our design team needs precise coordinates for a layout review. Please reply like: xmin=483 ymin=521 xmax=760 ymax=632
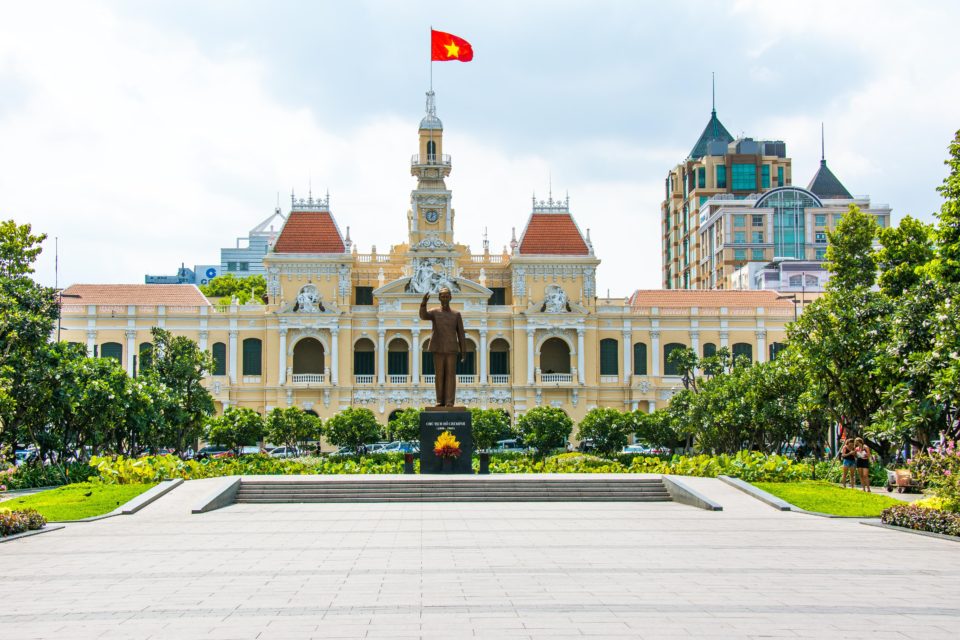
xmin=622 ymin=444 xmax=648 ymax=454
xmin=268 ymin=446 xmax=300 ymax=459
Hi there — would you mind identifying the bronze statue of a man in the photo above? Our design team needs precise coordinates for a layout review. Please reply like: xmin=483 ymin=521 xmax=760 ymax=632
xmin=420 ymin=287 xmax=466 ymax=407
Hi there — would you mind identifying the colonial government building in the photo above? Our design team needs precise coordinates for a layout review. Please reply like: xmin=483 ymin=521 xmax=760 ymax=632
xmin=59 ymin=92 xmax=793 ymax=434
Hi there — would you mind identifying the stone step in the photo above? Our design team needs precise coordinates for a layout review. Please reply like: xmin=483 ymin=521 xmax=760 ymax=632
xmin=235 ymin=495 xmax=672 ymax=503
xmin=236 ymin=490 xmax=671 ymax=499
xmin=237 ymin=480 xmax=665 ymax=489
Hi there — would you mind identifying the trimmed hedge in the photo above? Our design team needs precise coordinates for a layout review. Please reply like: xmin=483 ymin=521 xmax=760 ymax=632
xmin=0 ymin=509 xmax=47 ymax=537
xmin=881 ymin=504 xmax=960 ymax=537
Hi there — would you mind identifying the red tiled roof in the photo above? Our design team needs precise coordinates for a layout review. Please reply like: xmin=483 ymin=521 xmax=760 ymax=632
xmin=627 ymin=289 xmax=794 ymax=309
xmin=62 ymin=284 xmax=211 ymax=306
xmin=273 ymin=211 xmax=345 ymax=253
xmin=518 ymin=213 xmax=589 ymax=255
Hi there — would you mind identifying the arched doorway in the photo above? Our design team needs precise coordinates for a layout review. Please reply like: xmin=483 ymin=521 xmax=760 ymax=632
xmin=540 ymin=338 xmax=571 ymax=375
xmin=489 ymin=338 xmax=510 ymax=383
xmin=353 ymin=338 xmax=375 ymax=382
xmin=387 ymin=338 xmax=409 ymax=382
xmin=293 ymin=338 xmax=325 ymax=381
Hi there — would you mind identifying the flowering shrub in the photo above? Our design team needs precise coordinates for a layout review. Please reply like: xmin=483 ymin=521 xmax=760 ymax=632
xmin=881 ymin=503 xmax=960 ymax=537
xmin=3 ymin=462 xmax=97 ymax=490
xmin=0 ymin=509 xmax=47 ymax=537
xmin=0 ymin=466 xmax=14 ymax=492
xmin=433 ymin=431 xmax=462 ymax=460
xmin=906 ymin=440 xmax=960 ymax=511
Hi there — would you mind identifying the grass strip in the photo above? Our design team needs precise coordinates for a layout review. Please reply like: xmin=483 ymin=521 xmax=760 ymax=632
xmin=0 ymin=482 xmax=155 ymax=521
xmin=752 ymin=480 xmax=901 ymax=517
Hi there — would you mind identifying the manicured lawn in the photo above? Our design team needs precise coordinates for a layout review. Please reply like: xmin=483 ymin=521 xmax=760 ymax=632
xmin=752 ymin=480 xmax=901 ymax=517
xmin=0 ymin=482 xmax=155 ymax=521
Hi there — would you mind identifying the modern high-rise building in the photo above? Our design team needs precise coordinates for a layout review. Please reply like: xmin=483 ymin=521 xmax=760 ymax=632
xmin=662 ymin=98 xmax=891 ymax=291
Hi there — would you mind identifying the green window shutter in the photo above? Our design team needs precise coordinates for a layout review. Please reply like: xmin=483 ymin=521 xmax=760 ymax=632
xmin=387 ymin=351 xmax=408 ymax=376
xmin=663 ymin=343 xmax=685 ymax=376
xmin=716 ymin=165 xmax=727 ymax=189
xmin=242 ymin=338 xmax=262 ymax=376
xmin=421 ymin=351 xmax=435 ymax=375
xmin=703 ymin=342 xmax=717 ymax=358
xmin=354 ymin=351 xmax=375 ymax=376
xmin=600 ymin=339 xmax=618 ymax=376
xmin=212 ymin=342 xmax=227 ymax=376
xmin=101 ymin=342 xmax=122 ymax=362
xmin=138 ymin=342 xmax=153 ymax=373
xmin=490 ymin=351 xmax=509 ymax=375
xmin=632 ymin=343 xmax=647 ymax=375
xmin=769 ymin=342 xmax=786 ymax=361
xmin=732 ymin=342 xmax=753 ymax=365
xmin=456 ymin=351 xmax=476 ymax=375
xmin=761 ymin=165 xmax=770 ymax=188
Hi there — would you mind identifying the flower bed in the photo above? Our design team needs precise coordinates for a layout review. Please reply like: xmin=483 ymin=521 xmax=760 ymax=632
xmin=881 ymin=503 xmax=960 ymax=537
xmin=0 ymin=509 xmax=47 ymax=537
xmin=2 ymin=462 xmax=97 ymax=490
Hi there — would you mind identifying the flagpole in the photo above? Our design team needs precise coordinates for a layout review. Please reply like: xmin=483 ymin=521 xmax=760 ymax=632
xmin=429 ymin=25 xmax=433 ymax=91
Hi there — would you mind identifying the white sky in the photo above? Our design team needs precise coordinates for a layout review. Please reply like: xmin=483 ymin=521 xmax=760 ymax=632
xmin=1 ymin=0 xmax=958 ymax=296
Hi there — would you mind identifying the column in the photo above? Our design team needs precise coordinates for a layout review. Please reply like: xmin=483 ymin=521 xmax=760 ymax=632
xmin=756 ymin=329 xmax=767 ymax=363
xmin=526 ymin=329 xmax=535 ymax=385
xmin=689 ymin=330 xmax=699 ymax=357
xmin=198 ymin=330 xmax=208 ymax=352
xmin=377 ymin=329 xmax=386 ymax=384
xmin=648 ymin=401 xmax=656 ymax=413
xmin=125 ymin=329 xmax=136 ymax=376
xmin=650 ymin=330 xmax=661 ymax=377
xmin=411 ymin=329 xmax=420 ymax=384
xmin=479 ymin=330 xmax=488 ymax=384
xmin=719 ymin=330 xmax=729 ymax=349
xmin=278 ymin=328 xmax=287 ymax=385
xmin=327 ymin=327 xmax=338 ymax=385
xmin=576 ymin=328 xmax=585 ymax=385
xmin=229 ymin=330 xmax=238 ymax=384
xmin=622 ymin=328 xmax=631 ymax=385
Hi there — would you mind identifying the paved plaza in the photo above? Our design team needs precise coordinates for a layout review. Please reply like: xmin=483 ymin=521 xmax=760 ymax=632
xmin=1 ymin=477 xmax=958 ymax=639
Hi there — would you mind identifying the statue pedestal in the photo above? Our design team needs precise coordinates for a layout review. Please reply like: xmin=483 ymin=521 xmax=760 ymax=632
xmin=420 ymin=410 xmax=473 ymax=474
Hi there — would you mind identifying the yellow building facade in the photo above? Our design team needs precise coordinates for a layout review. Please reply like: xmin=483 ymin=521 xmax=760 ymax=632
xmin=60 ymin=92 xmax=794 ymax=438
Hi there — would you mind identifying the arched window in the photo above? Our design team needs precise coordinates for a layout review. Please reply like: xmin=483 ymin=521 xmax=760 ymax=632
xmin=600 ymin=339 xmax=618 ymax=376
xmin=769 ymin=342 xmax=787 ymax=361
xmin=490 ymin=338 xmax=510 ymax=375
xmin=663 ymin=343 xmax=686 ymax=376
xmin=138 ymin=342 xmax=153 ymax=375
xmin=353 ymin=338 xmax=375 ymax=376
xmin=212 ymin=342 xmax=227 ymax=376
xmin=426 ymin=140 xmax=436 ymax=160
xmin=633 ymin=343 xmax=647 ymax=375
xmin=387 ymin=338 xmax=409 ymax=376
xmin=732 ymin=342 xmax=753 ymax=365
xmin=702 ymin=342 xmax=717 ymax=358
xmin=101 ymin=342 xmax=122 ymax=362
xmin=242 ymin=338 xmax=262 ymax=376
xmin=539 ymin=338 xmax=571 ymax=374
xmin=293 ymin=338 xmax=325 ymax=374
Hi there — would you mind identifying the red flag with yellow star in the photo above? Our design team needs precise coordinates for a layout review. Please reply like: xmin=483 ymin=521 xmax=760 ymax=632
xmin=431 ymin=29 xmax=473 ymax=62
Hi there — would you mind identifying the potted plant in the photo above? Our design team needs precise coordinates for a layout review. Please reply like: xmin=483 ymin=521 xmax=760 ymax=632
xmin=433 ymin=430 xmax=461 ymax=473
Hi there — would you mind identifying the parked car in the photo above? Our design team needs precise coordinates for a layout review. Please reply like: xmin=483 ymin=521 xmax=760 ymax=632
xmin=194 ymin=445 xmax=229 ymax=460
xmin=331 ymin=446 xmax=355 ymax=457
xmin=621 ymin=444 xmax=648 ymax=454
xmin=269 ymin=446 xmax=301 ymax=459
xmin=493 ymin=439 xmax=528 ymax=453
xmin=365 ymin=442 xmax=391 ymax=453
xmin=380 ymin=441 xmax=419 ymax=454
xmin=14 ymin=448 xmax=38 ymax=466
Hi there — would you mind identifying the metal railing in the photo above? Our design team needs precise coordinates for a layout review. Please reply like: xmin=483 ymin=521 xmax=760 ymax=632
xmin=291 ymin=373 xmax=325 ymax=384
xmin=411 ymin=153 xmax=452 ymax=166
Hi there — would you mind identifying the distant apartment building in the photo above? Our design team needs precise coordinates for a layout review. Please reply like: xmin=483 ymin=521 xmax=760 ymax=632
xmin=145 ymin=264 xmax=221 ymax=286
xmin=662 ymin=102 xmax=891 ymax=291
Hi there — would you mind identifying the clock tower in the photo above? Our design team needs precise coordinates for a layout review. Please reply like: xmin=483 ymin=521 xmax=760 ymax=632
xmin=408 ymin=90 xmax=455 ymax=250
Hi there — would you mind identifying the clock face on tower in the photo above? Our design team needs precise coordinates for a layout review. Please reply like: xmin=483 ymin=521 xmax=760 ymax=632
xmin=424 ymin=209 xmax=440 ymax=224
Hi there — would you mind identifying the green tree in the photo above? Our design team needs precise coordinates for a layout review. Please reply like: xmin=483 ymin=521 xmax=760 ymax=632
xmin=205 ymin=407 xmax=264 ymax=452
xmin=265 ymin=407 xmax=323 ymax=451
xmin=576 ymin=408 xmax=631 ymax=456
xmin=825 ymin=204 xmax=879 ymax=291
xmin=386 ymin=408 xmax=421 ymax=442
xmin=199 ymin=274 xmax=267 ymax=308
xmin=147 ymin=328 xmax=215 ymax=454
xmin=469 ymin=408 xmax=512 ymax=451
xmin=930 ymin=129 xmax=960 ymax=284
xmin=516 ymin=407 xmax=572 ymax=457
xmin=324 ymin=407 xmax=382 ymax=452
xmin=629 ymin=410 xmax=678 ymax=451
xmin=877 ymin=215 xmax=935 ymax=297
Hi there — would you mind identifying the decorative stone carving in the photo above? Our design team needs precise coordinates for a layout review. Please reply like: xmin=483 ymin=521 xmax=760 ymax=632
xmin=490 ymin=389 xmax=511 ymax=404
xmin=637 ymin=380 xmax=651 ymax=393
xmin=414 ymin=232 xmax=453 ymax=250
xmin=512 ymin=266 xmax=526 ymax=297
xmin=353 ymin=390 xmax=376 ymax=405
xmin=420 ymin=389 xmax=437 ymax=405
xmin=456 ymin=389 xmax=479 ymax=405
xmin=541 ymin=284 xmax=571 ymax=313
xmin=379 ymin=299 xmax=401 ymax=312
xmin=406 ymin=257 xmax=460 ymax=294
xmin=337 ymin=264 xmax=350 ymax=298
xmin=294 ymin=284 xmax=325 ymax=313
xmin=387 ymin=389 xmax=409 ymax=404
xmin=583 ymin=267 xmax=596 ymax=298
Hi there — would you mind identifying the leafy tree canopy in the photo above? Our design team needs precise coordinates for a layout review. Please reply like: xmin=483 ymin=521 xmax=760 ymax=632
xmin=324 ymin=407 xmax=382 ymax=451
xmin=825 ymin=205 xmax=879 ymax=292
xmin=516 ymin=407 xmax=573 ymax=457
xmin=199 ymin=274 xmax=267 ymax=307
xmin=469 ymin=408 xmax=512 ymax=451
